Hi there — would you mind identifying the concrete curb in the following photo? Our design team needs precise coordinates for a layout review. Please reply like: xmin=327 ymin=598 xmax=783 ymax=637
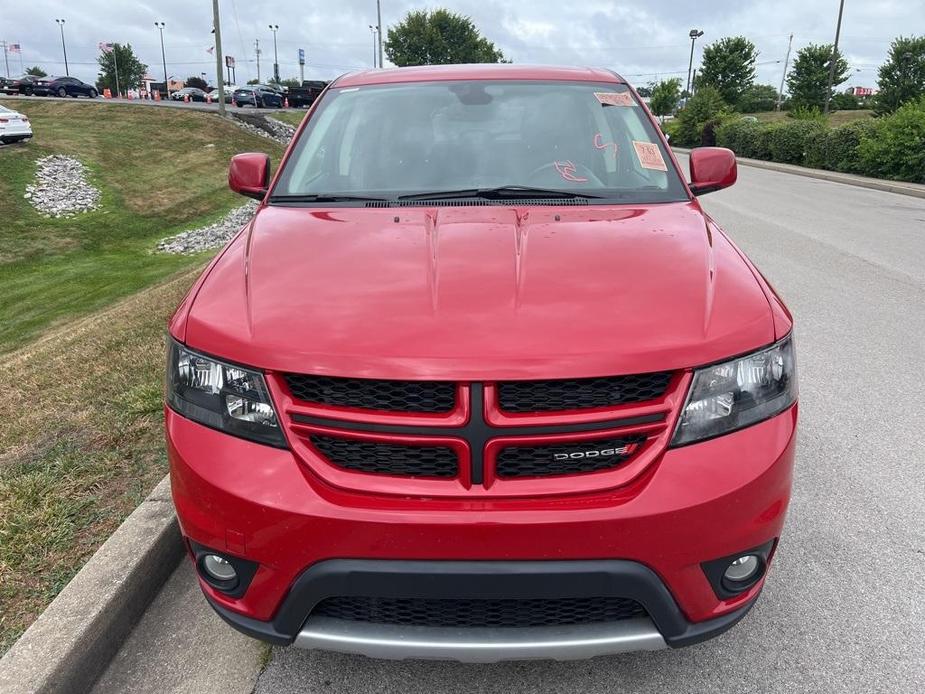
xmin=0 ymin=475 xmax=183 ymax=694
xmin=673 ymin=147 xmax=925 ymax=199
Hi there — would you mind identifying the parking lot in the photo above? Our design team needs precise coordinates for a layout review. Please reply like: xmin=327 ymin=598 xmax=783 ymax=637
xmin=91 ymin=157 xmax=925 ymax=694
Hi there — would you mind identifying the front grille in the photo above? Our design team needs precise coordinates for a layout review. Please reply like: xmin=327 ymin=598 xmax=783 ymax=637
xmin=309 ymin=434 xmax=458 ymax=478
xmin=312 ymin=596 xmax=646 ymax=628
xmin=498 ymin=372 xmax=673 ymax=412
xmin=284 ymin=374 xmax=456 ymax=413
xmin=496 ymin=435 xmax=646 ymax=478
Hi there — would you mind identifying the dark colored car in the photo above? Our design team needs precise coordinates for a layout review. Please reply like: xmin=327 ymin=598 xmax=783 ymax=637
xmin=285 ymin=80 xmax=328 ymax=108
xmin=171 ymin=87 xmax=208 ymax=102
xmin=48 ymin=76 xmax=98 ymax=98
xmin=2 ymin=74 xmax=53 ymax=96
xmin=233 ymin=85 xmax=283 ymax=108
xmin=167 ymin=64 xmax=798 ymax=662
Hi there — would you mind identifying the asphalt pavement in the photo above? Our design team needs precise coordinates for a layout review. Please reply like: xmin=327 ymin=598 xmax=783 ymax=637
xmin=95 ymin=160 xmax=925 ymax=693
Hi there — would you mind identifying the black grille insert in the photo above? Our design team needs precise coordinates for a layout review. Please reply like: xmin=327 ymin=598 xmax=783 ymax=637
xmin=312 ymin=595 xmax=646 ymax=628
xmin=496 ymin=435 xmax=646 ymax=478
xmin=285 ymin=374 xmax=456 ymax=413
xmin=498 ymin=372 xmax=673 ymax=412
xmin=309 ymin=435 xmax=458 ymax=478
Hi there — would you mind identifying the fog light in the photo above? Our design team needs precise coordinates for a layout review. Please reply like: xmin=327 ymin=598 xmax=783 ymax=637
xmin=724 ymin=555 xmax=760 ymax=583
xmin=202 ymin=554 xmax=237 ymax=582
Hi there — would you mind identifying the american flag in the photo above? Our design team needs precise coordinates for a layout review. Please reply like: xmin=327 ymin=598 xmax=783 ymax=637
xmin=8 ymin=43 xmax=21 ymax=53
xmin=206 ymin=46 xmax=214 ymax=55
xmin=98 ymin=42 xmax=114 ymax=53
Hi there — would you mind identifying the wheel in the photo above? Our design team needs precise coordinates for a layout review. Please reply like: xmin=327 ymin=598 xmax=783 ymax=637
xmin=89 ymin=89 xmax=98 ymax=98
xmin=24 ymin=87 xmax=34 ymax=96
xmin=57 ymin=87 xmax=67 ymax=98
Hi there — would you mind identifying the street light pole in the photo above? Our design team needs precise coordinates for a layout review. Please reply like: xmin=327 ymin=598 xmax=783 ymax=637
xmin=255 ymin=38 xmax=261 ymax=83
xmin=212 ymin=0 xmax=226 ymax=116
xmin=269 ymin=25 xmax=279 ymax=83
xmin=155 ymin=22 xmax=168 ymax=97
xmin=685 ymin=29 xmax=703 ymax=98
xmin=776 ymin=33 xmax=794 ymax=111
xmin=823 ymin=0 xmax=846 ymax=115
xmin=369 ymin=25 xmax=378 ymax=68
xmin=55 ymin=19 xmax=69 ymax=76
xmin=376 ymin=0 xmax=383 ymax=68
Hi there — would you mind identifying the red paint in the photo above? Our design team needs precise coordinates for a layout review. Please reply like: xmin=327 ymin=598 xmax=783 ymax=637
xmin=553 ymin=160 xmax=588 ymax=182
xmin=689 ymin=147 xmax=738 ymax=195
xmin=593 ymin=133 xmax=619 ymax=158
xmin=166 ymin=64 xmax=797 ymax=644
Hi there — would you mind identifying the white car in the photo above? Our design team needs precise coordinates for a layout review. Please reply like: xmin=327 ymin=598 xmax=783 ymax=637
xmin=0 ymin=104 xmax=32 ymax=144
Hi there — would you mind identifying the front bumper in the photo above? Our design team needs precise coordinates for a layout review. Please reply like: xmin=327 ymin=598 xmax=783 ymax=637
xmin=168 ymin=404 xmax=796 ymax=658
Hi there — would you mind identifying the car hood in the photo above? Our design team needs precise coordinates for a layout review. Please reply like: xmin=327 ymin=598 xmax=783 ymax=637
xmin=182 ymin=202 xmax=777 ymax=380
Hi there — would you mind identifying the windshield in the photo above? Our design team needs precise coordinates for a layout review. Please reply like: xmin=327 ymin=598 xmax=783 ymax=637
xmin=273 ymin=80 xmax=687 ymax=204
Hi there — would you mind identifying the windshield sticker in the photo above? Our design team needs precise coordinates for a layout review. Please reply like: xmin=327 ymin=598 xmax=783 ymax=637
xmin=554 ymin=160 xmax=588 ymax=182
xmin=594 ymin=92 xmax=634 ymax=107
xmin=593 ymin=133 xmax=619 ymax=159
xmin=632 ymin=141 xmax=668 ymax=171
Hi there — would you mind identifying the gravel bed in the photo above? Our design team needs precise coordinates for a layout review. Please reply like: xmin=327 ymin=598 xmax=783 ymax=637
xmin=24 ymin=155 xmax=101 ymax=218
xmin=228 ymin=113 xmax=294 ymax=145
xmin=156 ymin=200 xmax=259 ymax=254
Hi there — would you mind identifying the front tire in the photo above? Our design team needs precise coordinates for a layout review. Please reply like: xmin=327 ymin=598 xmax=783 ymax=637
xmin=24 ymin=87 xmax=34 ymax=96
xmin=89 ymin=89 xmax=98 ymax=98
xmin=58 ymin=87 xmax=67 ymax=98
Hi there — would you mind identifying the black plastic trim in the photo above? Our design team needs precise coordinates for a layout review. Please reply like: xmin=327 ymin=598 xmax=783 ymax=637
xmin=701 ymin=540 xmax=776 ymax=600
xmin=189 ymin=541 xmax=260 ymax=600
xmin=201 ymin=558 xmax=762 ymax=649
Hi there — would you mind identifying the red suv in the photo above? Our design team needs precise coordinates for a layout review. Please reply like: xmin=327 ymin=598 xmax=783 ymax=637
xmin=167 ymin=65 xmax=797 ymax=661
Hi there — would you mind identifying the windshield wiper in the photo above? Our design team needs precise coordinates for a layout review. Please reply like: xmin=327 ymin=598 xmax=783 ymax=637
xmin=397 ymin=186 xmax=605 ymax=201
xmin=268 ymin=193 xmax=390 ymax=203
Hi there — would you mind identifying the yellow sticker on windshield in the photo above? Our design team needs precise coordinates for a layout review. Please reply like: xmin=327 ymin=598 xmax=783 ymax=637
xmin=633 ymin=141 xmax=668 ymax=171
xmin=594 ymin=92 xmax=634 ymax=107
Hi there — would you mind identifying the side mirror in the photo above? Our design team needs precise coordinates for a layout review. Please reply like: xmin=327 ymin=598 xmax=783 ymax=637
xmin=229 ymin=153 xmax=270 ymax=200
xmin=689 ymin=147 xmax=737 ymax=196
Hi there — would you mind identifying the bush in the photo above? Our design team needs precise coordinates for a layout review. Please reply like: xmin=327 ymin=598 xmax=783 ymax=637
xmin=767 ymin=120 xmax=827 ymax=164
xmin=788 ymin=105 xmax=825 ymax=122
xmin=857 ymin=96 xmax=925 ymax=182
xmin=673 ymin=86 xmax=729 ymax=147
xmin=823 ymin=120 xmax=878 ymax=173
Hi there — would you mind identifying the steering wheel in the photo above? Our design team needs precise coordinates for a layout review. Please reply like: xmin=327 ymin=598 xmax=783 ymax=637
xmin=526 ymin=161 xmax=604 ymax=187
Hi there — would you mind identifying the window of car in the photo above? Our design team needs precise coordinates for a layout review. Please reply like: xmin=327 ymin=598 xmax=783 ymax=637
xmin=274 ymin=80 xmax=687 ymax=204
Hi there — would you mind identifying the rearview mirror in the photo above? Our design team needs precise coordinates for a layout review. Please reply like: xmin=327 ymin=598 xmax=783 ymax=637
xmin=229 ymin=153 xmax=270 ymax=200
xmin=689 ymin=147 xmax=737 ymax=196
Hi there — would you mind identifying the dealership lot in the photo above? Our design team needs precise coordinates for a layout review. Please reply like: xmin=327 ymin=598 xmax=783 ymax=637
xmin=92 ymin=158 xmax=925 ymax=694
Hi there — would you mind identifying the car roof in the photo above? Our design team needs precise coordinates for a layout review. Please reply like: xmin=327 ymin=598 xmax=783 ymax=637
xmin=335 ymin=64 xmax=625 ymax=88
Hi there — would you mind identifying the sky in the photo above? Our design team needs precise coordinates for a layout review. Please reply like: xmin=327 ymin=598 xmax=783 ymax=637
xmin=1 ymin=1 xmax=922 ymax=90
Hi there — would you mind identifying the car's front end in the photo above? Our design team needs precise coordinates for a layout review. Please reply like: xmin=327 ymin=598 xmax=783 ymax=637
xmin=167 ymin=65 xmax=797 ymax=661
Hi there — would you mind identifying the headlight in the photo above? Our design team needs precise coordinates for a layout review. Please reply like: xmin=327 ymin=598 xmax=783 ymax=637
xmin=671 ymin=335 xmax=796 ymax=446
xmin=166 ymin=338 xmax=287 ymax=448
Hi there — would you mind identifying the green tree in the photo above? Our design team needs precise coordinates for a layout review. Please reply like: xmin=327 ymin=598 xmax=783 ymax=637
xmin=24 ymin=65 xmax=47 ymax=77
xmin=635 ymin=85 xmax=652 ymax=98
xmin=278 ymin=78 xmax=301 ymax=89
xmin=874 ymin=35 xmax=925 ymax=115
xmin=185 ymin=75 xmax=208 ymax=90
xmin=786 ymin=43 xmax=849 ymax=110
xmin=738 ymin=83 xmax=779 ymax=112
xmin=246 ymin=78 xmax=260 ymax=85
xmin=649 ymin=78 xmax=682 ymax=121
xmin=95 ymin=43 xmax=147 ymax=95
xmin=698 ymin=36 xmax=758 ymax=108
xmin=674 ymin=85 xmax=730 ymax=147
xmin=385 ymin=9 xmax=506 ymax=66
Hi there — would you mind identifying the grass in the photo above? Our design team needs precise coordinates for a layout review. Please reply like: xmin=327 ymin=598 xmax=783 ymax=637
xmin=269 ymin=110 xmax=307 ymax=128
xmin=0 ymin=98 xmax=285 ymax=353
xmin=742 ymin=109 xmax=874 ymax=126
xmin=0 ymin=270 xmax=198 ymax=654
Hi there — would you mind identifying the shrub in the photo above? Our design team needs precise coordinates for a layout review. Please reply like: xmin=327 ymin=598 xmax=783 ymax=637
xmin=824 ymin=120 xmax=878 ymax=173
xmin=857 ymin=96 xmax=925 ymax=182
xmin=673 ymin=86 xmax=729 ymax=147
xmin=767 ymin=120 xmax=827 ymax=164
xmin=788 ymin=105 xmax=825 ymax=122
xmin=803 ymin=128 xmax=830 ymax=169
xmin=716 ymin=119 xmax=761 ymax=156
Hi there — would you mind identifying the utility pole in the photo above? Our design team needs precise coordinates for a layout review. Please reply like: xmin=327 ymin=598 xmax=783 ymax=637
xmin=269 ymin=24 xmax=279 ymax=83
xmin=685 ymin=29 xmax=703 ymax=98
xmin=823 ymin=0 xmax=846 ymax=114
xmin=55 ymin=19 xmax=69 ymax=76
xmin=155 ymin=22 xmax=168 ymax=97
xmin=212 ymin=0 xmax=226 ymax=115
xmin=255 ymin=39 xmax=261 ymax=83
xmin=1 ymin=42 xmax=9 ymax=78
xmin=112 ymin=44 xmax=121 ymax=98
xmin=369 ymin=25 xmax=378 ymax=67
xmin=377 ymin=0 xmax=383 ymax=68
xmin=776 ymin=33 xmax=794 ymax=111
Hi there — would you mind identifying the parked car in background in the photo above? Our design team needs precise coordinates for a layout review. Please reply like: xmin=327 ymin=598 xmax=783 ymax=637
xmin=285 ymin=80 xmax=328 ymax=108
xmin=233 ymin=85 xmax=283 ymax=108
xmin=0 ymin=104 xmax=33 ymax=144
xmin=170 ymin=87 xmax=208 ymax=102
xmin=207 ymin=89 xmax=233 ymax=103
xmin=47 ymin=76 xmax=98 ymax=98
xmin=3 ymin=74 xmax=53 ymax=96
